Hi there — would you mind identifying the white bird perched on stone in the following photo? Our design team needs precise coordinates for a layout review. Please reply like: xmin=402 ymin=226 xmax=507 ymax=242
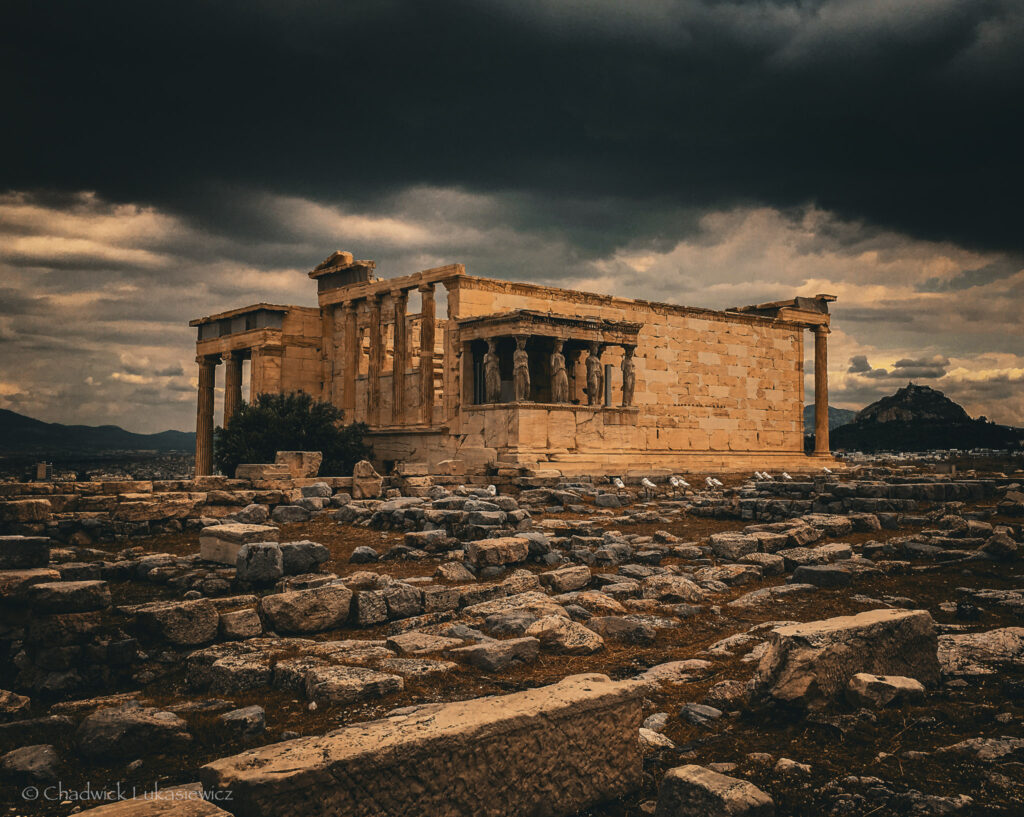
xmin=781 ymin=472 xmax=793 ymax=481
xmin=669 ymin=476 xmax=680 ymax=487
xmin=705 ymin=476 xmax=716 ymax=489
xmin=612 ymin=476 xmax=625 ymax=489
xmin=641 ymin=477 xmax=657 ymax=490
xmin=753 ymin=471 xmax=763 ymax=480
xmin=712 ymin=477 xmax=724 ymax=488
xmin=761 ymin=472 xmax=774 ymax=481
xmin=823 ymin=466 xmax=833 ymax=474
xmin=679 ymin=478 xmax=690 ymax=489
xmin=485 ymin=484 xmax=497 ymax=496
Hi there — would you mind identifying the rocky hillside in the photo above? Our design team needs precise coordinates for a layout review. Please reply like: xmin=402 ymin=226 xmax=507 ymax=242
xmin=828 ymin=384 xmax=1023 ymax=452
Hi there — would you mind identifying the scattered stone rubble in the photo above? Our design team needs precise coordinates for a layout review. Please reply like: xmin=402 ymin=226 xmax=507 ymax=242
xmin=0 ymin=466 xmax=1022 ymax=816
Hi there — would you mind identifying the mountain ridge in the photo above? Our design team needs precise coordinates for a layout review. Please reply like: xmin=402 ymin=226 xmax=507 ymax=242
xmin=0 ymin=409 xmax=195 ymax=454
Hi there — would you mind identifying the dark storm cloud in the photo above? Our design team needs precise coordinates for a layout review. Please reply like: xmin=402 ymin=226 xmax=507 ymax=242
xmin=848 ymin=355 xmax=872 ymax=373
xmin=2 ymin=1 xmax=1022 ymax=253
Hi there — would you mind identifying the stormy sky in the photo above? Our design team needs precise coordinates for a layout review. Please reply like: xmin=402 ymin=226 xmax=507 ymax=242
xmin=1 ymin=0 xmax=1022 ymax=432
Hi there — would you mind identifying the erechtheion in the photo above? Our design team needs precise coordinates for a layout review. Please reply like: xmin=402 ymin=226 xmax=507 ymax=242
xmin=190 ymin=252 xmax=836 ymax=476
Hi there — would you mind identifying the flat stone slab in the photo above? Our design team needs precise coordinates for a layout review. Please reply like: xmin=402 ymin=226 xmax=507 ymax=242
xmin=304 ymin=664 xmax=404 ymax=704
xmin=200 ymin=673 xmax=641 ymax=817
xmin=28 ymin=580 xmax=111 ymax=613
xmin=72 ymin=783 xmax=231 ymax=815
xmin=200 ymin=523 xmax=279 ymax=565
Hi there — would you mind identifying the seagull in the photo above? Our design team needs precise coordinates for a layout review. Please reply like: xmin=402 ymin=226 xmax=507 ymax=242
xmin=612 ymin=476 xmax=626 ymax=490
xmin=705 ymin=476 xmax=716 ymax=489
xmin=761 ymin=472 xmax=774 ymax=481
xmin=823 ymin=467 xmax=833 ymax=474
xmin=781 ymin=472 xmax=793 ymax=481
xmin=641 ymin=477 xmax=657 ymax=490
xmin=669 ymin=476 xmax=680 ymax=488
xmin=712 ymin=477 xmax=724 ymax=488
xmin=679 ymin=478 xmax=690 ymax=489
xmin=485 ymin=484 xmax=497 ymax=496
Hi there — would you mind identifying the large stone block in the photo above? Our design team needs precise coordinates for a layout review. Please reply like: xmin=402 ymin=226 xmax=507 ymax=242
xmin=465 ymin=537 xmax=529 ymax=567
xmin=200 ymin=673 xmax=641 ymax=817
xmin=655 ymin=765 xmax=774 ymax=817
xmin=0 ymin=567 xmax=61 ymax=602
xmin=754 ymin=609 xmax=939 ymax=707
xmin=276 ymin=451 xmax=323 ymax=478
xmin=260 ymin=585 xmax=352 ymax=633
xmin=200 ymin=523 xmax=279 ymax=565
xmin=134 ymin=599 xmax=220 ymax=646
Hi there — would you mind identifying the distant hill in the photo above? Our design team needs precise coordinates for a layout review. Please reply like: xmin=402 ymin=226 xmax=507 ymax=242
xmin=825 ymin=384 xmax=1023 ymax=452
xmin=803 ymin=405 xmax=857 ymax=430
xmin=0 ymin=409 xmax=195 ymax=454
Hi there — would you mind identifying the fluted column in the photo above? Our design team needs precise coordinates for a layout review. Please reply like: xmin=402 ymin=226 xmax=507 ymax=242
xmin=391 ymin=289 xmax=408 ymax=425
xmin=814 ymin=325 xmax=830 ymax=455
xmin=343 ymin=301 xmax=359 ymax=417
xmin=419 ymin=283 xmax=435 ymax=425
xmin=321 ymin=304 xmax=336 ymax=404
xmin=195 ymin=355 xmax=217 ymax=476
xmin=222 ymin=352 xmax=243 ymax=426
xmin=367 ymin=294 xmax=383 ymax=426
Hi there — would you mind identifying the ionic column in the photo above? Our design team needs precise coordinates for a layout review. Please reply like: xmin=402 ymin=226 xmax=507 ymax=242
xmin=391 ymin=289 xmax=409 ymax=425
xmin=367 ymin=293 xmax=383 ymax=426
xmin=813 ymin=325 xmax=830 ymax=456
xmin=222 ymin=352 xmax=243 ymax=426
xmin=195 ymin=355 xmax=217 ymax=476
xmin=419 ymin=283 xmax=436 ymax=425
xmin=343 ymin=301 xmax=359 ymax=417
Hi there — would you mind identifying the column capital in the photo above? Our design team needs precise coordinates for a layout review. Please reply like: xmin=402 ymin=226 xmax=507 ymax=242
xmin=195 ymin=354 xmax=218 ymax=367
xmin=417 ymin=281 xmax=436 ymax=294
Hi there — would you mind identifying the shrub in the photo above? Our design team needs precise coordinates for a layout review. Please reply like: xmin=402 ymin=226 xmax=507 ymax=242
xmin=213 ymin=392 xmax=370 ymax=476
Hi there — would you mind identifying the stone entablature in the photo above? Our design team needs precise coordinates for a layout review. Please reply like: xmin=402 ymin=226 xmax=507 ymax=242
xmin=190 ymin=251 xmax=838 ymax=476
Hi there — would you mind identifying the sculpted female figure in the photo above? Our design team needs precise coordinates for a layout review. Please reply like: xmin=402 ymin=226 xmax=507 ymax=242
xmin=483 ymin=338 xmax=501 ymax=403
xmin=550 ymin=339 xmax=569 ymax=403
xmin=513 ymin=336 xmax=531 ymax=401
xmin=621 ymin=345 xmax=636 ymax=406
xmin=586 ymin=342 xmax=603 ymax=406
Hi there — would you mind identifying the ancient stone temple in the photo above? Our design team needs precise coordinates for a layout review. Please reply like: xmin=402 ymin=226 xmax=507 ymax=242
xmin=191 ymin=252 xmax=837 ymax=476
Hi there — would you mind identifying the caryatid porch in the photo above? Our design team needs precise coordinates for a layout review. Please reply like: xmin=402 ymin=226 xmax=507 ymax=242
xmin=456 ymin=310 xmax=642 ymax=409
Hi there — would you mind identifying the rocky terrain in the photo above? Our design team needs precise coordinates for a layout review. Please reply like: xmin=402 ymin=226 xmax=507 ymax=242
xmin=1 ymin=465 xmax=1023 ymax=816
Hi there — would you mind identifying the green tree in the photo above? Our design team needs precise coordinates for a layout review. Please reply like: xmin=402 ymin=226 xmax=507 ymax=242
xmin=213 ymin=392 xmax=370 ymax=477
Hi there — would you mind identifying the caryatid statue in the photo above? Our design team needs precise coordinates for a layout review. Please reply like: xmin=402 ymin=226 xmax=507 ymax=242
xmin=483 ymin=338 xmax=501 ymax=403
xmin=550 ymin=339 xmax=569 ymax=403
xmin=585 ymin=341 xmax=604 ymax=406
xmin=621 ymin=345 xmax=636 ymax=406
xmin=513 ymin=336 xmax=531 ymax=402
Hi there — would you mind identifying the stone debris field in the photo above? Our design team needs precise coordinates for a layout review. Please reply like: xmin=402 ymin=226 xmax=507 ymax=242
xmin=1 ymin=465 xmax=1024 ymax=816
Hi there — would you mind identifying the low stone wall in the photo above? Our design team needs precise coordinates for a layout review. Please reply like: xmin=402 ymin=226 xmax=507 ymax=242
xmin=199 ymin=673 xmax=642 ymax=817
